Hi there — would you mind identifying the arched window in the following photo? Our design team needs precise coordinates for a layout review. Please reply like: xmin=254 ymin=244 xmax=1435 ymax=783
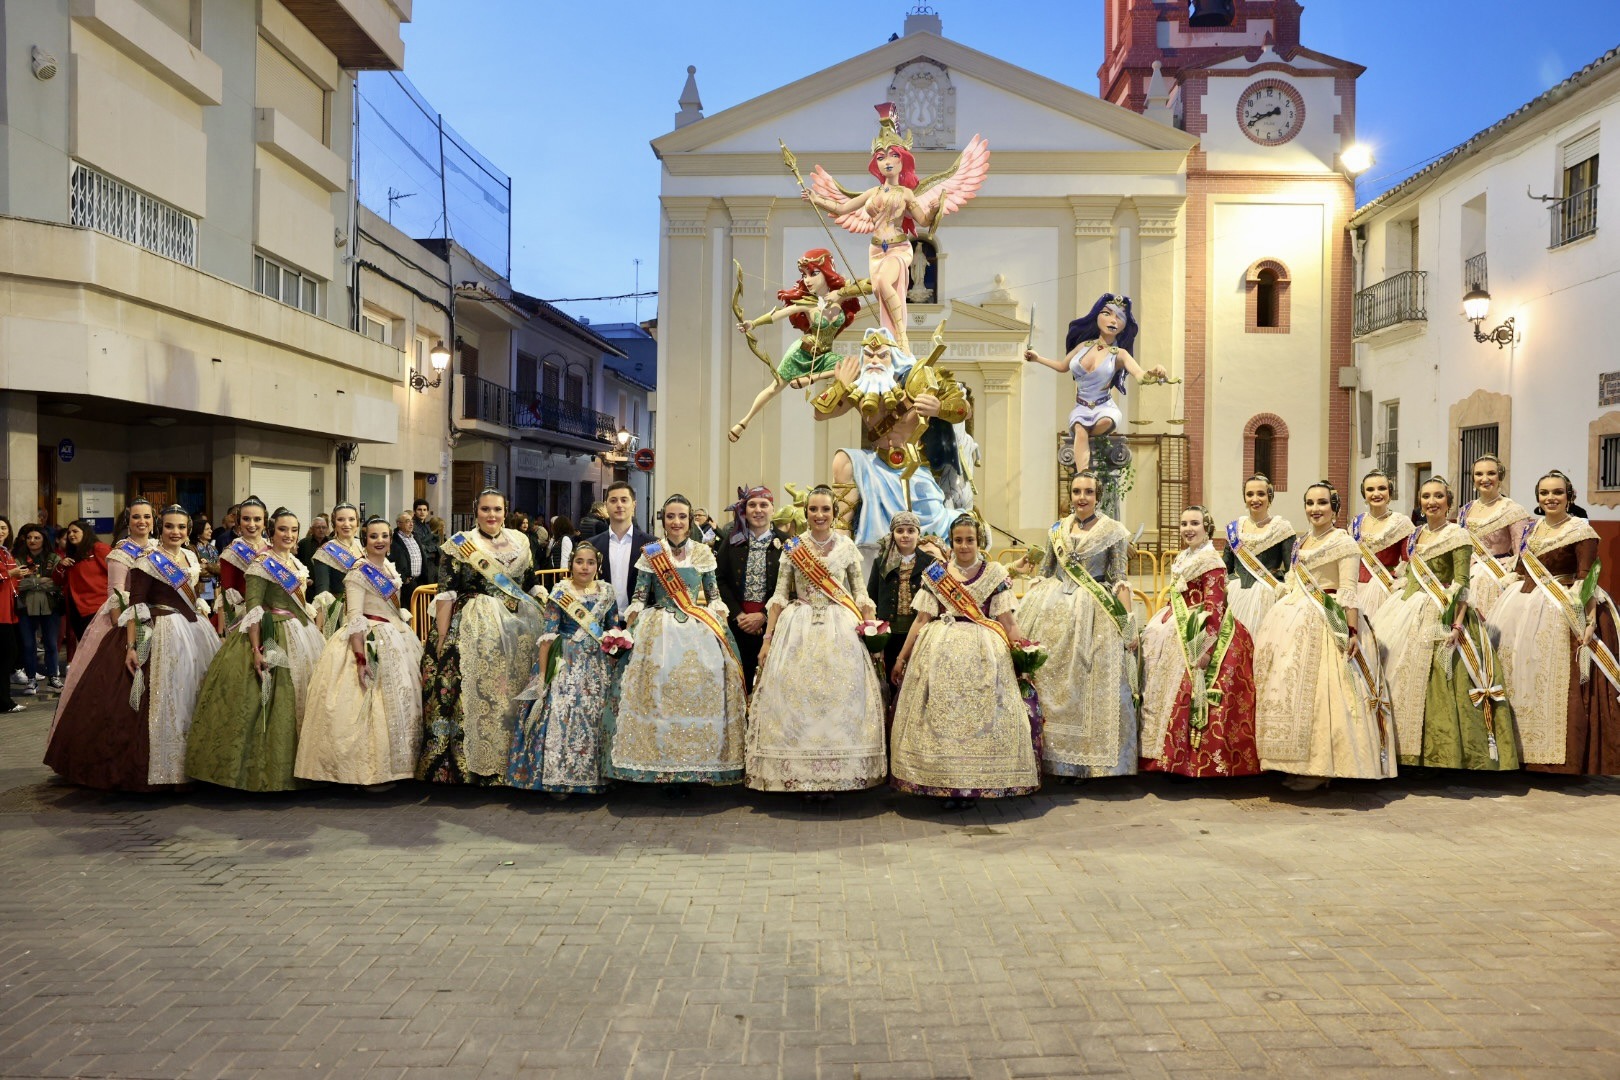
xmin=1243 ymin=413 xmax=1291 ymax=491
xmin=1253 ymin=423 xmax=1276 ymax=478
xmin=1245 ymin=259 xmax=1291 ymax=334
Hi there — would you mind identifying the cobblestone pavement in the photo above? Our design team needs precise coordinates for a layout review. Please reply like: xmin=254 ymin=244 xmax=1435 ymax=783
xmin=4 ymin=707 xmax=1620 ymax=1080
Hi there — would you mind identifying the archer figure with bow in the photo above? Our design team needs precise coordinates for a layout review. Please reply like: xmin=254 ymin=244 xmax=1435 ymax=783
xmin=789 ymin=102 xmax=989 ymax=355
xmin=729 ymin=249 xmax=870 ymax=443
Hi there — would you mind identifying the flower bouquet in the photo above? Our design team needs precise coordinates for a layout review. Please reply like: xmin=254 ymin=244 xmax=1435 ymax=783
xmin=600 ymin=628 xmax=635 ymax=657
xmin=1009 ymin=638 xmax=1049 ymax=677
xmin=855 ymin=619 xmax=891 ymax=655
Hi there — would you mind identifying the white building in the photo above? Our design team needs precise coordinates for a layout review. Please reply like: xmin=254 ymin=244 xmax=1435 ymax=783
xmin=650 ymin=1 xmax=1365 ymax=547
xmin=0 ymin=0 xmax=420 ymax=533
xmin=1348 ymin=47 xmax=1618 ymax=583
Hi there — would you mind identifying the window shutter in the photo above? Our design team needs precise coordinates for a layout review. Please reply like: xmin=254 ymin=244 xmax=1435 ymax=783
xmin=248 ymin=464 xmax=317 ymax=532
xmin=1564 ymin=129 xmax=1600 ymax=169
xmin=257 ymin=37 xmax=326 ymax=143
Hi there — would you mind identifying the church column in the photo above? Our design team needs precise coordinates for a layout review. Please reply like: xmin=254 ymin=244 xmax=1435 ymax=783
xmin=975 ymin=364 xmax=1019 ymax=542
xmin=1127 ymin=195 xmax=1184 ymax=424
xmin=0 ymin=391 xmax=39 ymax=527
xmin=657 ymin=196 xmax=719 ymax=517
xmin=722 ymin=195 xmax=778 ymax=500
xmin=1069 ymin=196 xmax=1122 ymax=322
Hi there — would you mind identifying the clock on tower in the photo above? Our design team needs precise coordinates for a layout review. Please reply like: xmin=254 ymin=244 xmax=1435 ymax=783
xmin=1237 ymin=80 xmax=1304 ymax=145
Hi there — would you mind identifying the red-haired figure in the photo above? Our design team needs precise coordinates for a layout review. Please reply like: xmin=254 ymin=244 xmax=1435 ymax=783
xmin=730 ymin=249 xmax=870 ymax=442
xmin=800 ymin=103 xmax=989 ymax=354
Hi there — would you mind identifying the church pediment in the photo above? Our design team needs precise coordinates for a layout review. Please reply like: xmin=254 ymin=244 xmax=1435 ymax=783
xmin=652 ymin=32 xmax=1199 ymax=160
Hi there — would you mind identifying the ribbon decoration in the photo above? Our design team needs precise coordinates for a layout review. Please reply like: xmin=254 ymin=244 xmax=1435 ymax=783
xmin=642 ymin=541 xmax=737 ymax=661
xmin=782 ymin=536 xmax=865 ymax=622
xmin=447 ymin=532 xmax=542 ymax=615
xmin=1292 ymin=555 xmax=1392 ymax=769
xmin=1227 ymin=521 xmax=1283 ymax=590
xmin=544 ymin=582 xmax=605 ymax=646
xmin=357 ymin=561 xmax=399 ymax=603
xmin=114 ymin=538 xmax=147 ymax=561
xmin=1407 ymin=549 xmax=1503 ymax=760
xmin=1049 ymin=523 xmax=1133 ymax=641
xmin=1169 ymin=587 xmax=1236 ymax=751
xmin=922 ymin=562 xmax=1010 ymax=650
xmin=221 ymin=536 xmax=262 ymax=572
xmin=317 ymin=540 xmax=361 ymax=572
xmin=1520 ymin=545 xmax=1620 ymax=700
xmin=1352 ymin=513 xmax=1400 ymax=593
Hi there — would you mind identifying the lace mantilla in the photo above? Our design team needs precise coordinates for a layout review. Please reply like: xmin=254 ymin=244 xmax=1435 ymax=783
xmin=1410 ymin=522 xmax=1473 ymax=561
xmin=1527 ymin=516 xmax=1600 ymax=557
xmin=1461 ymin=497 xmax=1531 ymax=536
xmin=1354 ymin=512 xmax=1414 ymax=552
xmin=1170 ymin=544 xmax=1223 ymax=586
xmin=1295 ymin=529 xmax=1359 ymax=570
xmin=1232 ymin=515 xmax=1296 ymax=555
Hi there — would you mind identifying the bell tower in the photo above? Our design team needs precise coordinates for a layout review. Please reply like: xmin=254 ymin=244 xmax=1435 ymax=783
xmin=1100 ymin=0 xmax=1304 ymax=112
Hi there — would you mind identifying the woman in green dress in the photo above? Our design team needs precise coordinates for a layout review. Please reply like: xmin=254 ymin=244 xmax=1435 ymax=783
xmin=1371 ymin=477 xmax=1518 ymax=769
xmin=186 ymin=507 xmax=326 ymax=791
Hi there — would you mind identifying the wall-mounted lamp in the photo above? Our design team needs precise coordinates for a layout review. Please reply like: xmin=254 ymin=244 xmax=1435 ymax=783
xmin=616 ymin=427 xmax=633 ymax=448
xmin=1340 ymin=143 xmax=1375 ymax=177
xmin=1462 ymin=289 xmax=1515 ymax=349
xmin=410 ymin=339 xmax=452 ymax=391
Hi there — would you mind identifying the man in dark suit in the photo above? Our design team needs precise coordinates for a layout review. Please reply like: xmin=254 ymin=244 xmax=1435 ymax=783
xmin=390 ymin=511 xmax=430 ymax=605
xmin=585 ymin=480 xmax=654 ymax=619
xmin=715 ymin=485 xmax=787 ymax=692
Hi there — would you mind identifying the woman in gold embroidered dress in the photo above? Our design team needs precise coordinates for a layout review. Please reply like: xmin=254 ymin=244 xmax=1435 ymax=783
xmin=309 ymin=502 xmax=363 ymax=637
xmin=1458 ymin=454 xmax=1533 ymax=618
xmin=1372 ymin=478 xmax=1518 ymax=770
xmin=606 ymin=495 xmax=746 ymax=787
xmin=417 ymin=489 xmax=540 ymax=785
xmin=746 ymin=487 xmax=886 ymax=795
xmin=1223 ymin=474 xmax=1295 ymax=634
xmin=1490 ymin=471 xmax=1620 ymax=774
xmin=890 ymin=515 xmax=1039 ymax=807
xmin=1017 ymin=471 xmax=1137 ymax=778
xmin=1350 ymin=469 xmax=1413 ymax=621
xmin=1254 ymin=482 xmax=1396 ymax=789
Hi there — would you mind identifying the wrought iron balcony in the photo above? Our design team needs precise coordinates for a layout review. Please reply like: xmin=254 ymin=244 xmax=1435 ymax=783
xmin=463 ymin=375 xmax=519 ymax=428
xmin=1353 ymin=270 xmax=1427 ymax=338
xmin=516 ymin=396 xmax=619 ymax=445
xmin=1463 ymin=252 xmax=1488 ymax=293
xmin=1550 ymin=186 xmax=1599 ymax=248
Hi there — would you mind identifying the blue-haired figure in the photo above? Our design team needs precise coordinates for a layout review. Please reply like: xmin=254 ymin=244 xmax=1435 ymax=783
xmin=1023 ymin=294 xmax=1167 ymax=474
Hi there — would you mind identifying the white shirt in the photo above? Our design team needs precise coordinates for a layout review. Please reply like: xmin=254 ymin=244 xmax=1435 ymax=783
xmin=399 ymin=531 xmax=422 ymax=577
xmin=608 ymin=525 xmax=634 ymax=611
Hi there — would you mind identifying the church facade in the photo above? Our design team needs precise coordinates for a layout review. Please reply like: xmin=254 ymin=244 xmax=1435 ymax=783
xmin=651 ymin=1 xmax=1362 ymax=546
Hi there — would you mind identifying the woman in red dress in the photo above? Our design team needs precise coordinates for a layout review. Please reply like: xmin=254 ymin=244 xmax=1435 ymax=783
xmin=1140 ymin=506 xmax=1261 ymax=777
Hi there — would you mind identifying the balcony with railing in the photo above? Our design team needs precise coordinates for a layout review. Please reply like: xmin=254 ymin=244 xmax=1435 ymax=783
xmin=1353 ymin=270 xmax=1427 ymax=338
xmin=1463 ymin=252 xmax=1488 ymax=293
xmin=1550 ymin=185 xmax=1599 ymax=247
xmin=461 ymin=376 xmax=617 ymax=447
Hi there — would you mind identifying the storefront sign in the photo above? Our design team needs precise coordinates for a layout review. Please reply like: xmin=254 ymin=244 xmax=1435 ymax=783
xmin=79 ymin=483 xmax=115 ymax=535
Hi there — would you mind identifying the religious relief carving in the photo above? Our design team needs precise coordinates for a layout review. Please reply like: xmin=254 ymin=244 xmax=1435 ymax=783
xmin=888 ymin=59 xmax=956 ymax=150
xmin=908 ymin=238 xmax=939 ymax=303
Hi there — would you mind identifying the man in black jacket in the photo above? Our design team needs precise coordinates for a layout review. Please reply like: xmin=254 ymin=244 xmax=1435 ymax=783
xmin=411 ymin=498 xmax=442 ymax=585
xmin=715 ymin=485 xmax=787 ymax=691
xmin=390 ymin=511 xmax=431 ymax=605
xmin=585 ymin=481 xmax=654 ymax=617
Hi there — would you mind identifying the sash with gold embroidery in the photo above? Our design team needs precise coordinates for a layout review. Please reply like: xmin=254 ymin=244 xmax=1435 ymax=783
xmin=114 ymin=538 xmax=147 ymax=562
xmin=259 ymin=553 xmax=303 ymax=600
xmin=1407 ymin=540 xmax=1504 ymax=755
xmin=546 ymin=584 xmax=604 ymax=645
xmin=1169 ymin=584 xmax=1236 ymax=749
xmin=447 ymin=531 xmax=541 ymax=614
xmin=143 ymin=549 xmax=199 ymax=608
xmin=1519 ymin=542 xmax=1620 ymax=700
xmin=1226 ymin=520 xmax=1282 ymax=590
xmin=923 ymin=562 xmax=1011 ymax=649
xmin=782 ymin=537 xmax=864 ymax=621
xmin=1459 ymin=501 xmax=1526 ymax=584
xmin=357 ymin=561 xmax=399 ymax=604
xmin=1293 ymin=548 xmax=1391 ymax=764
xmin=643 ymin=541 xmax=736 ymax=659
xmin=1051 ymin=523 xmax=1132 ymax=639
xmin=1352 ymin=513 xmax=1403 ymax=593
xmin=317 ymin=540 xmax=361 ymax=573
xmin=221 ymin=536 xmax=262 ymax=571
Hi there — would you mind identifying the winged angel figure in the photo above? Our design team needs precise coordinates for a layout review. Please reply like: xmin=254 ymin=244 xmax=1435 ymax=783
xmin=799 ymin=103 xmax=989 ymax=354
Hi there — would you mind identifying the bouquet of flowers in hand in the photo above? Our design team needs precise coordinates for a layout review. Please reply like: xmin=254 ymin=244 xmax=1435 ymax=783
xmin=855 ymin=619 xmax=891 ymax=655
xmin=601 ymin=628 xmax=635 ymax=657
xmin=1009 ymin=638 xmax=1049 ymax=677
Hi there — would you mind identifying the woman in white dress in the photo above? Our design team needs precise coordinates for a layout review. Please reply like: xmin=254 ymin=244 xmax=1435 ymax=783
xmin=1254 ymin=482 xmax=1396 ymax=789
xmin=890 ymin=514 xmax=1040 ymax=808
xmin=1349 ymin=468 xmax=1413 ymax=622
xmin=747 ymin=486 xmax=886 ymax=797
xmin=297 ymin=517 xmax=423 ymax=787
xmin=1222 ymin=474 xmax=1294 ymax=634
xmin=310 ymin=502 xmax=364 ymax=637
xmin=606 ymin=495 xmax=747 ymax=788
xmin=417 ymin=489 xmax=541 ymax=786
xmin=1018 ymin=471 xmax=1137 ymax=779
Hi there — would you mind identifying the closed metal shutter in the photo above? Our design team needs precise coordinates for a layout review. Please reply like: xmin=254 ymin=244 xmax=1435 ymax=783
xmin=257 ymin=37 xmax=326 ymax=143
xmin=1564 ymin=129 xmax=1600 ymax=169
xmin=248 ymin=464 xmax=317 ymax=535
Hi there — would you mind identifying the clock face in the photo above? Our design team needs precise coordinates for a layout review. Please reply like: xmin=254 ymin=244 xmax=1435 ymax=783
xmin=1237 ymin=81 xmax=1304 ymax=145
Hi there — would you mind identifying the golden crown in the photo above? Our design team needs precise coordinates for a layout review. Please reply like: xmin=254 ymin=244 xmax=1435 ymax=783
xmin=871 ymin=102 xmax=913 ymax=155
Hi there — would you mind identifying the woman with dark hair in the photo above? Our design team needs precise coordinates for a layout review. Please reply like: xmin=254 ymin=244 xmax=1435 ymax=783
xmin=1350 ymin=468 xmax=1412 ymax=622
xmin=867 ymin=510 xmax=937 ymax=704
xmin=190 ymin=516 xmax=218 ymax=612
xmin=1140 ymin=506 xmax=1262 ymax=778
xmin=310 ymin=502 xmax=363 ymax=637
xmin=1372 ymin=477 xmax=1518 ymax=770
xmin=418 ymin=489 xmax=540 ymax=785
xmin=507 ymin=542 xmax=619 ymax=795
xmin=548 ymin=516 xmax=578 ymax=575
xmin=606 ymin=494 xmax=746 ymax=787
xmin=215 ymin=496 xmax=268 ymax=631
xmin=746 ymin=486 xmax=886 ymax=795
xmin=1019 ymin=471 xmax=1139 ymax=778
xmin=1490 ymin=470 xmax=1620 ymax=773
xmin=0 ymin=517 xmax=20 ymax=712
xmin=187 ymin=507 xmax=324 ymax=791
xmin=45 ymin=505 xmax=218 ymax=790
xmin=1458 ymin=453 xmax=1533 ymax=618
xmin=297 ymin=516 xmax=422 ymax=787
xmin=1023 ymin=294 xmax=1167 ymax=474
xmin=1223 ymin=474 xmax=1295 ymax=634
xmin=889 ymin=514 xmax=1039 ymax=807
xmin=57 ymin=518 xmax=111 ymax=655
xmin=1254 ymin=482 xmax=1396 ymax=788
xmin=13 ymin=524 xmax=65 ymax=693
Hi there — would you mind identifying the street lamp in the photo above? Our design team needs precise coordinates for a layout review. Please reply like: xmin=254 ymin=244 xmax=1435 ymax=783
xmin=410 ymin=339 xmax=452 ymax=392
xmin=1340 ymin=143 xmax=1375 ymax=177
xmin=1463 ymin=288 xmax=1515 ymax=349
xmin=616 ymin=427 xmax=632 ymax=448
